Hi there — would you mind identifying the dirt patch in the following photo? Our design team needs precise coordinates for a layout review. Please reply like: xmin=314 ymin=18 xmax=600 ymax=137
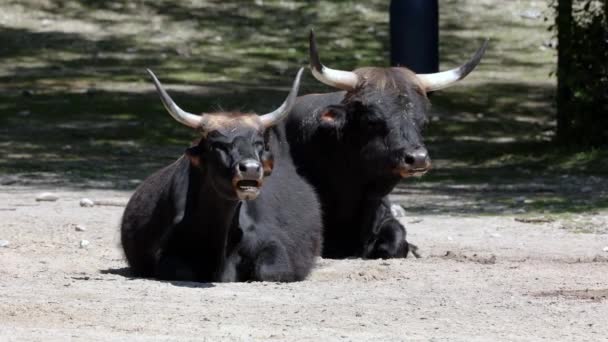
xmin=440 ymin=251 xmax=498 ymax=264
xmin=566 ymin=255 xmax=608 ymax=263
xmin=514 ymin=216 xmax=556 ymax=224
xmin=534 ymin=289 xmax=608 ymax=302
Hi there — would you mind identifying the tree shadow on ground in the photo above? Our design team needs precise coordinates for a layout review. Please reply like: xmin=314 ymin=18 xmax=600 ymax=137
xmin=0 ymin=83 xmax=303 ymax=188
xmin=1 ymin=0 xmax=605 ymax=215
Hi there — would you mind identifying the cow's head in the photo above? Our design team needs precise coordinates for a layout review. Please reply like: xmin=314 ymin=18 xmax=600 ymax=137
xmin=309 ymin=31 xmax=487 ymax=186
xmin=148 ymin=68 xmax=303 ymax=201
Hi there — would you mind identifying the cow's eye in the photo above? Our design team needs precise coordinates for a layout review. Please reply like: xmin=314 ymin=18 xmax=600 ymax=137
xmin=254 ymin=141 xmax=265 ymax=152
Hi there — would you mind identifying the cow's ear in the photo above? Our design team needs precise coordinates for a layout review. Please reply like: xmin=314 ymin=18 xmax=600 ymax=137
xmin=318 ymin=107 xmax=346 ymax=129
xmin=185 ymin=146 xmax=203 ymax=168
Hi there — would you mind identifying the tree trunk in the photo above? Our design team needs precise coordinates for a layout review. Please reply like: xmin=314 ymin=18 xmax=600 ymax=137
xmin=555 ymin=0 xmax=573 ymax=144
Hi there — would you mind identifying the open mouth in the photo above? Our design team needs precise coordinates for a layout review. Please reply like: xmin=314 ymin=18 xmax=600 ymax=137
xmin=236 ymin=179 xmax=260 ymax=191
xmin=396 ymin=168 xmax=430 ymax=178
xmin=234 ymin=179 xmax=262 ymax=200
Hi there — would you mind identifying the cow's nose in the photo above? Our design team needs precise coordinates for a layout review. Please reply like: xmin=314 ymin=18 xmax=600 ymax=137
xmin=236 ymin=159 xmax=263 ymax=179
xmin=403 ymin=147 xmax=431 ymax=171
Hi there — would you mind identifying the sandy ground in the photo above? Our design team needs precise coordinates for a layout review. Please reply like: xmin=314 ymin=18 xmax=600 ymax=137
xmin=1 ymin=185 xmax=607 ymax=341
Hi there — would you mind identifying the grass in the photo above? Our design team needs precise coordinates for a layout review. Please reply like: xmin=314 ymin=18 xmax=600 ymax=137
xmin=0 ymin=0 xmax=606 ymax=214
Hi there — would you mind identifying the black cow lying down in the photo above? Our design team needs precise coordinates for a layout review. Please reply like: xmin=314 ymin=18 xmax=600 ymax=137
xmin=121 ymin=68 xmax=322 ymax=282
xmin=284 ymin=31 xmax=487 ymax=259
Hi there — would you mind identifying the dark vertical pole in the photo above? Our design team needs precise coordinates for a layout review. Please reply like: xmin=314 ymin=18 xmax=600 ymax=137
xmin=390 ymin=0 xmax=439 ymax=73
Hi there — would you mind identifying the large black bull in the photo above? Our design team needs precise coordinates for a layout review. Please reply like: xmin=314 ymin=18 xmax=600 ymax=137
xmin=285 ymin=32 xmax=487 ymax=259
xmin=121 ymin=68 xmax=322 ymax=282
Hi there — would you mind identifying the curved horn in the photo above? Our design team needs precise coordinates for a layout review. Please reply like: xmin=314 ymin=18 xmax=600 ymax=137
xmin=416 ymin=39 xmax=489 ymax=92
xmin=146 ymin=69 xmax=202 ymax=129
xmin=259 ymin=67 xmax=304 ymax=128
xmin=309 ymin=30 xmax=359 ymax=91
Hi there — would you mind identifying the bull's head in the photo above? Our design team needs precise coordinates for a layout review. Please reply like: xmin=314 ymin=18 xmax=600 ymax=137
xmin=309 ymin=31 xmax=487 ymax=185
xmin=147 ymin=68 xmax=303 ymax=201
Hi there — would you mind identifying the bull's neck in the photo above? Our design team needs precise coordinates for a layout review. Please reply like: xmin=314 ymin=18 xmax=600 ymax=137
xmin=190 ymin=168 xmax=240 ymax=229
xmin=187 ymin=165 xmax=240 ymax=279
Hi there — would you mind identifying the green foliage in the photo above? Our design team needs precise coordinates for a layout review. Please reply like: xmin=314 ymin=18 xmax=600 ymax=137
xmin=552 ymin=0 xmax=608 ymax=147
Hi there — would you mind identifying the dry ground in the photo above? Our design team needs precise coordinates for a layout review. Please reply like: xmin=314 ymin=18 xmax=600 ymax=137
xmin=1 ymin=186 xmax=607 ymax=341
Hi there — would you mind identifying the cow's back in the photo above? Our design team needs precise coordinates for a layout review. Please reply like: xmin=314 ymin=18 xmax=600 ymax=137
xmin=283 ymin=92 xmax=382 ymax=258
xmin=121 ymin=157 xmax=188 ymax=276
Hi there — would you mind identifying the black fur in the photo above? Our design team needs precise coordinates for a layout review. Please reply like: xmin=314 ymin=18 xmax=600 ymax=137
xmin=121 ymin=125 xmax=322 ymax=282
xmin=285 ymin=72 xmax=430 ymax=259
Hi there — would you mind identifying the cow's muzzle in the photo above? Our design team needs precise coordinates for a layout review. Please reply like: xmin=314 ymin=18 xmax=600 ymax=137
xmin=393 ymin=147 xmax=432 ymax=178
xmin=232 ymin=159 xmax=264 ymax=200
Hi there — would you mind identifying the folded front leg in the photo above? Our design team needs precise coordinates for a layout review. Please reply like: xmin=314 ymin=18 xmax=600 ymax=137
xmin=254 ymin=241 xmax=296 ymax=282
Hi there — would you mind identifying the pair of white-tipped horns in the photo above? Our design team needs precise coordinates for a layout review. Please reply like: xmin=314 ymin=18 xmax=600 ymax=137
xmin=309 ymin=30 xmax=489 ymax=92
xmin=147 ymin=67 xmax=304 ymax=131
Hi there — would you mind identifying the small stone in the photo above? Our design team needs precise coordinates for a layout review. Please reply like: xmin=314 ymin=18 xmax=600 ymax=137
xmin=390 ymin=204 xmax=406 ymax=218
xmin=36 ymin=192 xmax=59 ymax=202
xmin=490 ymin=233 xmax=502 ymax=238
xmin=0 ymin=240 xmax=9 ymax=247
xmin=520 ymin=9 xmax=542 ymax=20
xmin=79 ymin=198 xmax=95 ymax=207
xmin=75 ymin=225 xmax=86 ymax=232
xmin=447 ymin=236 xmax=453 ymax=241
xmin=80 ymin=240 xmax=90 ymax=248
xmin=515 ymin=196 xmax=527 ymax=204
xmin=603 ymin=247 xmax=608 ymax=253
